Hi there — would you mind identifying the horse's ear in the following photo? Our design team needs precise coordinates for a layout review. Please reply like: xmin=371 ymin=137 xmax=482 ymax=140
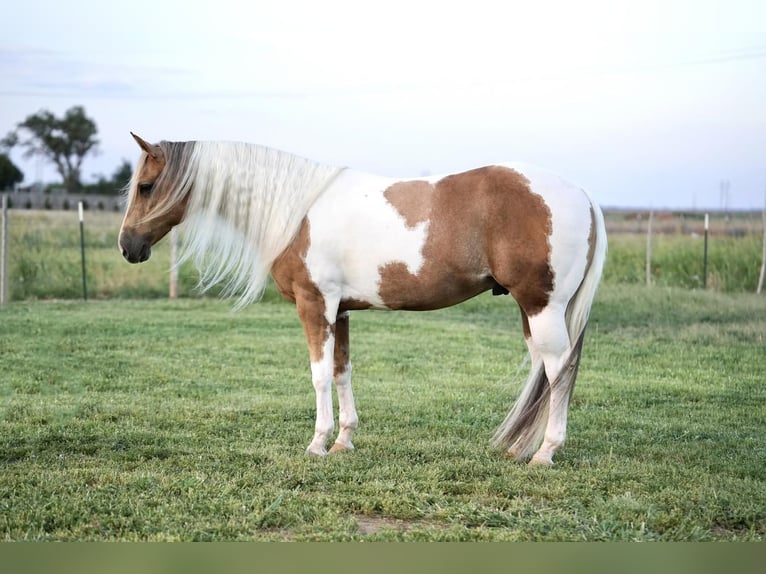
xmin=130 ymin=132 xmax=162 ymax=160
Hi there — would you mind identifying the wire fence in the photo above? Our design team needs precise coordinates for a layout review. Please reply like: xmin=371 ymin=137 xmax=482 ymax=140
xmin=1 ymin=205 xmax=764 ymax=304
xmin=0 ymin=190 xmax=123 ymax=212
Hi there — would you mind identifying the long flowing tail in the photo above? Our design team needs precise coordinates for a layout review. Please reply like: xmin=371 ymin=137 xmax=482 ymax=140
xmin=492 ymin=200 xmax=607 ymax=459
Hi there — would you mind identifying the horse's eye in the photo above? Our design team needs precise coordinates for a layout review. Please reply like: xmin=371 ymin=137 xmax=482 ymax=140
xmin=138 ymin=182 xmax=154 ymax=196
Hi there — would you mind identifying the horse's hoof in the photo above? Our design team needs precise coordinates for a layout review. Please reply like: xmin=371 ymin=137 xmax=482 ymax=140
xmin=305 ymin=447 xmax=327 ymax=457
xmin=328 ymin=442 xmax=354 ymax=454
xmin=505 ymin=446 xmax=525 ymax=462
xmin=529 ymin=455 xmax=553 ymax=467
xmin=504 ymin=453 xmax=526 ymax=464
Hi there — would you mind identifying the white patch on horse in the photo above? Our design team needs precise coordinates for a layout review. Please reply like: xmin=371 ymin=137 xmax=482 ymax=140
xmin=503 ymin=163 xmax=592 ymax=310
xmin=333 ymin=366 xmax=357 ymax=450
xmin=307 ymin=330 xmax=336 ymax=456
xmin=303 ymin=169 xmax=430 ymax=310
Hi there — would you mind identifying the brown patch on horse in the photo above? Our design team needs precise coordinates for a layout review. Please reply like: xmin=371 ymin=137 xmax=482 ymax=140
xmin=339 ymin=298 xmax=373 ymax=312
xmin=271 ymin=219 xmax=333 ymax=363
xmin=384 ymin=180 xmax=434 ymax=228
xmin=519 ymin=307 xmax=532 ymax=339
xmin=377 ymin=166 xmax=554 ymax=315
xmin=271 ymin=219 xmax=310 ymax=305
xmin=334 ymin=313 xmax=350 ymax=377
xmin=272 ymin=220 xmax=375 ymax=366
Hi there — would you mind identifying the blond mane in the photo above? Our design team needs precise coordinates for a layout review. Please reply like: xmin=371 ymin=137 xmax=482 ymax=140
xmin=136 ymin=141 xmax=343 ymax=306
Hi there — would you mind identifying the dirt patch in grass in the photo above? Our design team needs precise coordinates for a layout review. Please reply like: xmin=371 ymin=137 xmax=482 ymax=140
xmin=354 ymin=515 xmax=445 ymax=536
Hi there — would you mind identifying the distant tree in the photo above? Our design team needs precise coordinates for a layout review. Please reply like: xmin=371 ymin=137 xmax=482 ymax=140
xmin=111 ymin=159 xmax=133 ymax=189
xmin=85 ymin=159 xmax=133 ymax=195
xmin=0 ymin=153 xmax=23 ymax=190
xmin=3 ymin=106 xmax=99 ymax=193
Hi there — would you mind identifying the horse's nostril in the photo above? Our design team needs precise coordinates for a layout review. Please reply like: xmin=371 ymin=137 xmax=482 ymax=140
xmin=121 ymin=247 xmax=128 ymax=259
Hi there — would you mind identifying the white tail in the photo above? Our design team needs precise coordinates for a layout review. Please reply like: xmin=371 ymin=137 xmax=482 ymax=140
xmin=492 ymin=201 xmax=607 ymax=459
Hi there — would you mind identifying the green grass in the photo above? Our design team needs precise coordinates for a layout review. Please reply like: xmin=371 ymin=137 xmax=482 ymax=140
xmin=3 ymin=210 xmax=205 ymax=300
xmin=605 ymin=233 xmax=763 ymax=291
xmin=1 ymin=284 xmax=764 ymax=541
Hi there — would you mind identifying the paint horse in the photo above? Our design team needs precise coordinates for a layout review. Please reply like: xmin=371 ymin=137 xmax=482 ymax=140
xmin=119 ymin=133 xmax=607 ymax=466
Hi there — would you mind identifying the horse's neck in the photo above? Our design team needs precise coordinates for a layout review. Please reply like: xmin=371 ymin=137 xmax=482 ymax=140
xmin=180 ymin=142 xmax=343 ymax=307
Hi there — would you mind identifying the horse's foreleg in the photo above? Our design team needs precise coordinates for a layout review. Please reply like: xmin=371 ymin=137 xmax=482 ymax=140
xmin=298 ymin=298 xmax=337 ymax=457
xmin=329 ymin=312 xmax=357 ymax=453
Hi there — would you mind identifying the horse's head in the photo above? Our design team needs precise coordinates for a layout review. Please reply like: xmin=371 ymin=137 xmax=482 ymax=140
xmin=119 ymin=133 xmax=190 ymax=263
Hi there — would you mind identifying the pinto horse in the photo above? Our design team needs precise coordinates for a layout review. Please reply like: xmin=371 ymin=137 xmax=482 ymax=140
xmin=119 ymin=133 xmax=607 ymax=465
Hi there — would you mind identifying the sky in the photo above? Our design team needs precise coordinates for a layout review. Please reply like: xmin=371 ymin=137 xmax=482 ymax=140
xmin=1 ymin=0 xmax=765 ymax=209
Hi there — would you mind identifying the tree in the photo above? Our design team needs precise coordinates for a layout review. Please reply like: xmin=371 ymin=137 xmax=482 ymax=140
xmin=0 ymin=153 xmax=23 ymax=190
xmin=111 ymin=159 xmax=133 ymax=189
xmin=3 ymin=106 xmax=99 ymax=193
xmin=85 ymin=159 xmax=133 ymax=195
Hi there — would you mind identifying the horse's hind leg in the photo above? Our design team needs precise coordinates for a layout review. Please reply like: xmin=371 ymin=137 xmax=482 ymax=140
xmin=505 ymin=308 xmax=547 ymax=459
xmin=525 ymin=304 xmax=574 ymax=466
xmin=328 ymin=312 xmax=358 ymax=453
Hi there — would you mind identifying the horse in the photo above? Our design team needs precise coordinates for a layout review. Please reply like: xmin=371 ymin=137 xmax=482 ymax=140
xmin=119 ymin=133 xmax=607 ymax=466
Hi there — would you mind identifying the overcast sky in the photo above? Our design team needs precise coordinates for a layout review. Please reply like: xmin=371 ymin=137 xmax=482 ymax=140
xmin=1 ymin=0 xmax=765 ymax=209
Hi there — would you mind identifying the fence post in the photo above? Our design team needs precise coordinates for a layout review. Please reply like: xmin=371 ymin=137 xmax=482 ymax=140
xmin=703 ymin=213 xmax=709 ymax=290
xmin=645 ymin=210 xmax=653 ymax=287
xmin=78 ymin=201 xmax=88 ymax=301
xmin=1 ymin=194 xmax=7 ymax=305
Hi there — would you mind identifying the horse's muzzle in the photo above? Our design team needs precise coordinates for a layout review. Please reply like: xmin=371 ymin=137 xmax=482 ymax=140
xmin=119 ymin=232 xmax=152 ymax=264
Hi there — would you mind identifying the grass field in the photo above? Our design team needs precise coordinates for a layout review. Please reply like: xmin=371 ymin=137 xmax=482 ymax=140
xmin=1 ymin=283 xmax=764 ymax=541
xmin=2 ymin=209 xmax=764 ymax=300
